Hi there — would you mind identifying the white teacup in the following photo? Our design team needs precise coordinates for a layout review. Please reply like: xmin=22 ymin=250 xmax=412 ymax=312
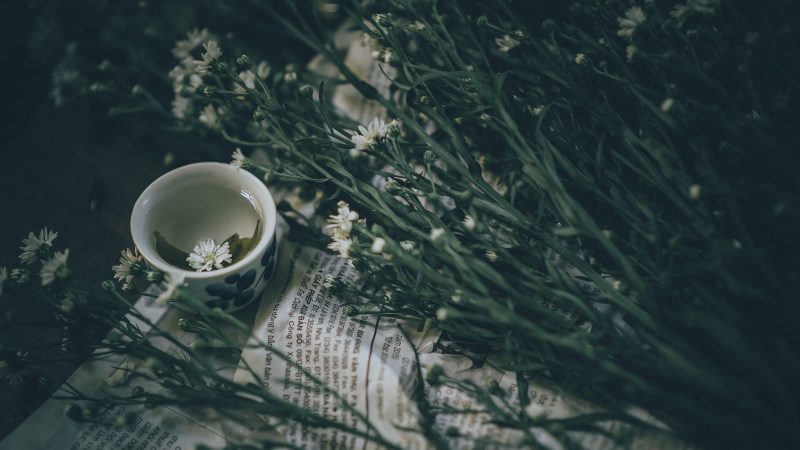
xmin=131 ymin=162 xmax=278 ymax=313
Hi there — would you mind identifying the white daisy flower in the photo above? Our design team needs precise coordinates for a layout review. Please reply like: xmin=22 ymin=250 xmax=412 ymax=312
xmin=199 ymin=104 xmax=219 ymax=128
xmin=256 ymin=61 xmax=271 ymax=79
xmin=194 ymin=40 xmax=222 ymax=74
xmin=156 ymin=272 xmax=186 ymax=304
xmin=40 ymin=249 xmax=70 ymax=286
xmin=325 ymin=201 xmax=360 ymax=237
xmin=186 ymin=239 xmax=232 ymax=272
xmin=239 ymin=70 xmax=256 ymax=90
xmin=172 ymin=28 xmax=210 ymax=60
xmin=328 ymin=235 xmax=353 ymax=258
xmin=19 ymin=227 xmax=58 ymax=265
xmin=112 ymin=248 xmax=143 ymax=284
xmin=617 ymin=7 xmax=646 ymax=39
xmin=171 ymin=95 xmax=190 ymax=119
xmin=231 ymin=148 xmax=246 ymax=169
xmin=429 ymin=228 xmax=445 ymax=242
xmin=351 ymin=117 xmax=388 ymax=152
xmin=671 ymin=0 xmax=719 ymax=21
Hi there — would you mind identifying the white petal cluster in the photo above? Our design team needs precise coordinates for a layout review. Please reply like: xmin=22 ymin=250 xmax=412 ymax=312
xmin=230 ymin=148 xmax=246 ymax=169
xmin=40 ymin=249 xmax=69 ymax=286
xmin=617 ymin=7 xmax=646 ymax=39
xmin=112 ymin=248 xmax=142 ymax=284
xmin=670 ymin=0 xmax=719 ymax=21
xmin=186 ymin=239 xmax=233 ymax=272
xmin=326 ymin=201 xmax=363 ymax=258
xmin=19 ymin=227 xmax=58 ymax=265
xmin=194 ymin=41 xmax=222 ymax=74
xmin=351 ymin=117 xmax=388 ymax=152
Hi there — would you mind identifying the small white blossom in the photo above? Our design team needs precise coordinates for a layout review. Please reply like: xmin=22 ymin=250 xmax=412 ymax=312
xmin=400 ymin=241 xmax=415 ymax=251
xmin=172 ymin=28 xmax=210 ymax=60
xmin=351 ymin=117 xmax=388 ymax=152
xmin=326 ymin=201 xmax=360 ymax=237
xmin=451 ymin=289 xmax=463 ymax=304
xmin=171 ymin=95 xmax=190 ymax=119
xmin=199 ymin=104 xmax=219 ymax=128
xmin=40 ymin=249 xmax=70 ymax=286
xmin=532 ymin=105 xmax=545 ymax=116
xmin=670 ymin=0 xmax=719 ymax=21
xmin=239 ymin=70 xmax=256 ymax=90
xmin=485 ymin=250 xmax=498 ymax=262
xmin=186 ymin=239 xmax=232 ymax=272
xmin=617 ymin=7 xmax=646 ymax=39
xmin=436 ymin=307 xmax=448 ymax=321
xmin=156 ymin=272 xmax=186 ymax=304
xmin=19 ymin=227 xmax=58 ymax=265
xmin=371 ymin=237 xmax=386 ymax=253
xmin=256 ymin=61 xmax=271 ymax=79
xmin=194 ymin=40 xmax=222 ymax=74
xmin=495 ymin=30 xmax=523 ymax=52
xmin=231 ymin=148 xmax=246 ymax=169
xmin=328 ymin=235 xmax=353 ymax=258
xmin=0 ymin=267 xmax=7 ymax=298
xmin=462 ymin=215 xmax=476 ymax=230
xmin=429 ymin=228 xmax=445 ymax=242
xmin=112 ymin=248 xmax=143 ymax=284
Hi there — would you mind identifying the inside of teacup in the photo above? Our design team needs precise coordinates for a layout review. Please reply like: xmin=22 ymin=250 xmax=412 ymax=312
xmin=142 ymin=177 xmax=263 ymax=271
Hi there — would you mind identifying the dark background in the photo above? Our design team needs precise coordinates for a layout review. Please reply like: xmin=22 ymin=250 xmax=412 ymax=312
xmin=0 ymin=2 xmax=172 ymax=437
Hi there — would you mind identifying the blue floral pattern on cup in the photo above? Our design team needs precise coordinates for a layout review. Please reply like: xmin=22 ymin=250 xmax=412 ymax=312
xmin=204 ymin=234 xmax=277 ymax=311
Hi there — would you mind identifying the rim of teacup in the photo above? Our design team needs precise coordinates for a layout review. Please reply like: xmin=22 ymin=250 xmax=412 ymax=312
xmin=131 ymin=162 xmax=277 ymax=280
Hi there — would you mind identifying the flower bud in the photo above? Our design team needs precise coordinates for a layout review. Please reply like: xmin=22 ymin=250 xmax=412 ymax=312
xmin=101 ymin=280 xmax=116 ymax=292
xmin=299 ymin=84 xmax=314 ymax=97
xmin=236 ymin=54 xmax=250 ymax=67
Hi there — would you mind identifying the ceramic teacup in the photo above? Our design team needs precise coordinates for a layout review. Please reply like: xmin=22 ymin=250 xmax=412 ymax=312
xmin=131 ymin=162 xmax=278 ymax=313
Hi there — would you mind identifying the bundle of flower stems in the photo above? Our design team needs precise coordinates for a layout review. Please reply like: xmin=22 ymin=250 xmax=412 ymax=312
xmin=10 ymin=0 xmax=800 ymax=448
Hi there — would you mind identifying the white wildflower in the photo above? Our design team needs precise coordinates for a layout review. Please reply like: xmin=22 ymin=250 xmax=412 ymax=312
xmin=429 ymin=228 xmax=445 ymax=242
xmin=19 ymin=227 xmax=58 ymax=265
xmin=670 ymin=0 xmax=719 ymax=21
xmin=256 ymin=61 xmax=271 ymax=79
xmin=462 ymin=215 xmax=476 ymax=230
xmin=194 ymin=40 xmax=222 ymax=74
xmin=112 ymin=248 xmax=143 ymax=284
xmin=495 ymin=31 xmax=522 ymax=52
xmin=351 ymin=117 xmax=388 ymax=152
xmin=171 ymin=95 xmax=190 ymax=119
xmin=371 ymin=237 xmax=386 ymax=253
xmin=239 ymin=70 xmax=256 ymax=90
xmin=186 ymin=239 xmax=232 ymax=272
xmin=326 ymin=201 xmax=360 ymax=237
xmin=451 ymin=289 xmax=463 ymax=304
xmin=617 ymin=7 xmax=646 ymax=39
xmin=231 ymin=148 xmax=246 ymax=169
xmin=400 ymin=240 xmax=416 ymax=251
xmin=486 ymin=250 xmax=498 ymax=262
xmin=172 ymin=28 xmax=210 ymax=60
xmin=328 ymin=235 xmax=353 ymax=258
xmin=532 ymin=105 xmax=545 ymax=116
xmin=156 ymin=272 xmax=186 ymax=304
xmin=0 ymin=267 xmax=7 ymax=298
xmin=436 ymin=307 xmax=448 ymax=321
xmin=188 ymin=74 xmax=203 ymax=91
xmin=40 ymin=249 xmax=69 ymax=286
xmin=199 ymin=104 xmax=219 ymax=128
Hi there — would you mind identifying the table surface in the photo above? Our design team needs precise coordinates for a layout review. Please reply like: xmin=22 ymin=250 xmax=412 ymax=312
xmin=0 ymin=76 xmax=221 ymax=438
